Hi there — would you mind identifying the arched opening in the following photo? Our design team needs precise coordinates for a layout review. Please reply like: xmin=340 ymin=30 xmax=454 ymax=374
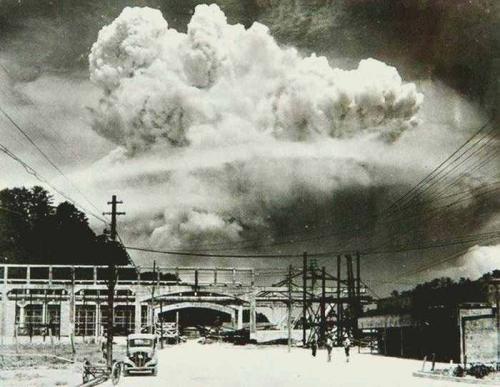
xmin=161 ymin=307 xmax=232 ymax=337
xmin=156 ymin=302 xmax=236 ymax=338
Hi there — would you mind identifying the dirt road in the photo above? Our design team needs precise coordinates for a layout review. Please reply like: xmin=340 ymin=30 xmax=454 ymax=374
xmin=103 ymin=340 xmax=463 ymax=387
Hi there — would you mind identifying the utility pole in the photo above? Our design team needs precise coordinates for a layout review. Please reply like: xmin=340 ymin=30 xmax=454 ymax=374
xmin=287 ymin=264 xmax=293 ymax=353
xmin=320 ymin=266 xmax=326 ymax=345
xmin=356 ymin=251 xmax=361 ymax=300
xmin=151 ymin=261 xmax=156 ymax=334
xmin=337 ymin=255 xmax=342 ymax=346
xmin=302 ymin=252 xmax=307 ymax=347
xmin=494 ymin=279 xmax=500 ymax=371
xmin=103 ymin=195 xmax=125 ymax=368
xmin=346 ymin=254 xmax=354 ymax=339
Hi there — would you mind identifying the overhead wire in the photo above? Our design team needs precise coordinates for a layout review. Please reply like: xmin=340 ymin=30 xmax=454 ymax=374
xmin=0 ymin=140 xmax=108 ymax=225
xmin=381 ymin=118 xmax=493 ymax=217
xmin=391 ymin=128 xmax=498 ymax=214
xmin=124 ymin=229 xmax=499 ymax=259
xmin=0 ymin=63 xmax=108 ymax=222
xmin=128 ymin=121 xmax=497 ymax=254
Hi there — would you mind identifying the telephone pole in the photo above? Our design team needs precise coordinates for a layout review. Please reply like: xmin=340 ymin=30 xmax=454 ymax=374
xmin=302 ymin=252 xmax=307 ymax=347
xmin=287 ymin=265 xmax=293 ymax=353
xmin=151 ymin=260 xmax=157 ymax=334
xmin=103 ymin=195 xmax=125 ymax=367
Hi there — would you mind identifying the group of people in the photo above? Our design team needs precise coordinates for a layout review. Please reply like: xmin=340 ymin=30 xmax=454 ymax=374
xmin=310 ymin=332 xmax=352 ymax=363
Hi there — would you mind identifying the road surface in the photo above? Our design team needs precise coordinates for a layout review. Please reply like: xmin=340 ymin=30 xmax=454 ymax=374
xmin=102 ymin=340 xmax=466 ymax=387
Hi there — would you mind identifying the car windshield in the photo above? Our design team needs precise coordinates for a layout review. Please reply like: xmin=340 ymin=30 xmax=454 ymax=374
xmin=129 ymin=338 xmax=153 ymax=347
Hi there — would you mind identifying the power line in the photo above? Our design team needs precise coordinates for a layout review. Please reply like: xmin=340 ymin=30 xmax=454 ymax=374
xmin=135 ymin=124 xmax=497 ymax=254
xmin=131 ymin=181 xmax=499 ymax=255
xmin=0 ymin=141 xmax=108 ymax=225
xmin=392 ymin=128 xmax=498 ymax=214
xmin=364 ymin=242 xmax=494 ymax=291
xmin=381 ymin=119 xmax=493 ymax=217
xmin=314 ymin=231 xmax=500 ymax=257
xmin=124 ymin=230 xmax=499 ymax=259
xmin=125 ymin=245 xmax=302 ymax=258
xmin=0 ymin=64 xmax=107 ymax=220
xmin=0 ymin=104 xmax=106 ymax=219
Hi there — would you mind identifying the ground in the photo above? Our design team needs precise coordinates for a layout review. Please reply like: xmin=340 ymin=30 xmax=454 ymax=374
xmin=107 ymin=342 xmax=486 ymax=387
xmin=1 ymin=341 xmax=497 ymax=386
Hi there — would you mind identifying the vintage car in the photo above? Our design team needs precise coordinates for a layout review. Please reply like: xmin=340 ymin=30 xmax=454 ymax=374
xmin=122 ymin=333 xmax=158 ymax=376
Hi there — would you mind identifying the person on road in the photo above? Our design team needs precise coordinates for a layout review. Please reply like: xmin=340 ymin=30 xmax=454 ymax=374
xmin=310 ymin=334 xmax=318 ymax=357
xmin=325 ymin=332 xmax=334 ymax=362
xmin=343 ymin=336 xmax=351 ymax=363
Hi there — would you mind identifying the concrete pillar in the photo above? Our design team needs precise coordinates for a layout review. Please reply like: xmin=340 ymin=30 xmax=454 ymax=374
xmin=26 ymin=266 xmax=31 ymax=285
xmin=4 ymin=300 xmax=16 ymax=338
xmin=48 ymin=266 xmax=53 ymax=286
xmin=19 ymin=305 xmax=25 ymax=325
xmin=135 ymin=297 xmax=142 ymax=333
xmin=60 ymin=300 xmax=71 ymax=336
xmin=231 ymin=311 xmax=235 ymax=329
xmin=94 ymin=303 xmax=99 ymax=340
xmin=0 ymin=294 xmax=3 ymax=341
xmin=250 ymin=294 xmax=257 ymax=333
xmin=237 ymin=305 xmax=243 ymax=330
xmin=42 ymin=303 xmax=47 ymax=325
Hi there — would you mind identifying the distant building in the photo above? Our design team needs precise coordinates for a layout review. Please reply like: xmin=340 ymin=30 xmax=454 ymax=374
xmin=358 ymin=278 xmax=499 ymax=366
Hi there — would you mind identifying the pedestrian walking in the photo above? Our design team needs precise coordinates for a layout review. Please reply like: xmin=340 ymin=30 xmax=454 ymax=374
xmin=326 ymin=333 xmax=334 ymax=362
xmin=311 ymin=335 xmax=318 ymax=357
xmin=343 ymin=336 xmax=351 ymax=363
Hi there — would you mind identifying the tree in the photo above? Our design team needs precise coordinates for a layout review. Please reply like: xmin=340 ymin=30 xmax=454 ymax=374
xmin=0 ymin=185 xmax=129 ymax=265
xmin=93 ymin=234 xmax=129 ymax=266
xmin=0 ymin=186 xmax=53 ymax=262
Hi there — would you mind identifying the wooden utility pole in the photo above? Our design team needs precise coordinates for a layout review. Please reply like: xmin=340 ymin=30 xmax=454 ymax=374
xmin=302 ymin=252 xmax=307 ymax=347
xmin=151 ymin=261 xmax=156 ymax=334
xmin=160 ymin=299 xmax=164 ymax=349
xmin=337 ymin=255 xmax=342 ymax=346
xmin=320 ymin=266 xmax=326 ymax=344
xmin=287 ymin=265 xmax=293 ymax=353
xmin=356 ymin=252 xmax=361 ymax=300
xmin=103 ymin=195 xmax=125 ymax=368
xmin=495 ymin=280 xmax=500 ymax=371
xmin=70 ymin=267 xmax=76 ymax=356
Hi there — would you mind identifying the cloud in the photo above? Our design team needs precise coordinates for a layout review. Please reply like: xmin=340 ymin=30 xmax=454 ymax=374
xmin=434 ymin=244 xmax=500 ymax=280
xmin=89 ymin=5 xmax=422 ymax=155
xmin=78 ymin=4 xmax=500 ymax=260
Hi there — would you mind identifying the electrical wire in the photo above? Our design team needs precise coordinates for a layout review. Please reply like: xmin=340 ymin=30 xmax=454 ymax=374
xmin=381 ymin=119 xmax=493 ymax=216
xmin=0 ymin=140 xmax=108 ymax=225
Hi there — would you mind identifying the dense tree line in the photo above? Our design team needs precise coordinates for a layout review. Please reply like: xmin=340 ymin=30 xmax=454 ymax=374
xmin=0 ymin=186 xmax=128 ymax=265
xmin=378 ymin=270 xmax=500 ymax=317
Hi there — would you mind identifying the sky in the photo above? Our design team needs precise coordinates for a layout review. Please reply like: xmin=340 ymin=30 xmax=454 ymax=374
xmin=0 ymin=0 xmax=498 ymax=296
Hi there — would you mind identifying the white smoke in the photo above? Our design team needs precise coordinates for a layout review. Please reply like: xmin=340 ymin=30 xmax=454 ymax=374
xmin=86 ymin=4 xmax=427 ymax=250
xmin=434 ymin=244 xmax=500 ymax=280
xmin=89 ymin=5 xmax=422 ymax=153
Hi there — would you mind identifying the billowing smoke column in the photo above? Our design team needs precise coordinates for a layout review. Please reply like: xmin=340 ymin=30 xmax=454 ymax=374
xmin=88 ymin=4 xmax=424 ymax=250
xmin=89 ymin=5 xmax=422 ymax=152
